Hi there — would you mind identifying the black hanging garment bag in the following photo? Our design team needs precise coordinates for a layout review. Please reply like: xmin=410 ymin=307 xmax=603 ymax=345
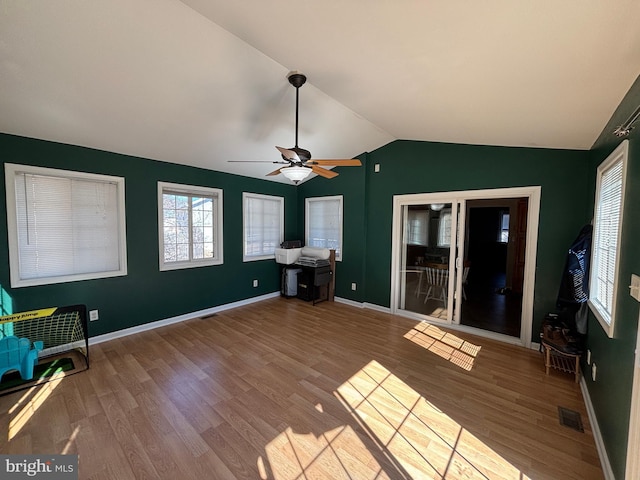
xmin=542 ymin=224 xmax=593 ymax=353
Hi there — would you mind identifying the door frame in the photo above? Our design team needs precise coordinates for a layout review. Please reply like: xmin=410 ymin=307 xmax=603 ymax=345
xmin=390 ymin=186 xmax=541 ymax=347
xmin=626 ymin=310 xmax=640 ymax=478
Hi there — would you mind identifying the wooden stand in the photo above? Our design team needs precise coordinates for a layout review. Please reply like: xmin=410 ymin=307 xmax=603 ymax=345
xmin=541 ymin=340 xmax=581 ymax=383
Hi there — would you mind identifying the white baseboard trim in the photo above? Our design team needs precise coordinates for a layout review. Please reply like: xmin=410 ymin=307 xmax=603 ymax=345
xmin=580 ymin=377 xmax=615 ymax=480
xmin=41 ymin=340 xmax=87 ymax=358
xmin=334 ymin=297 xmax=365 ymax=308
xmin=363 ymin=302 xmax=392 ymax=313
xmin=89 ymin=292 xmax=280 ymax=346
xmin=333 ymin=298 xmax=392 ymax=314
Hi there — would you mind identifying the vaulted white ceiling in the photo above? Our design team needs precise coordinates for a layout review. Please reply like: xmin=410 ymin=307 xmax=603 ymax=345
xmin=2 ymin=1 xmax=640 ymax=183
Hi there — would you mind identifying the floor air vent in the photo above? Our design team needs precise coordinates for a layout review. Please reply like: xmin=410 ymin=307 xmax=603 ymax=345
xmin=558 ymin=406 xmax=584 ymax=432
xmin=201 ymin=313 xmax=218 ymax=320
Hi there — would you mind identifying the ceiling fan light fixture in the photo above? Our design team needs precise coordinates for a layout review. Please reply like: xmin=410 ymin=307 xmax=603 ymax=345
xmin=281 ymin=165 xmax=312 ymax=183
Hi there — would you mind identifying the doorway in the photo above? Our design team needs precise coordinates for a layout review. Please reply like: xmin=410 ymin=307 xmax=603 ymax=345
xmin=390 ymin=187 xmax=540 ymax=347
xmin=460 ymin=198 xmax=528 ymax=337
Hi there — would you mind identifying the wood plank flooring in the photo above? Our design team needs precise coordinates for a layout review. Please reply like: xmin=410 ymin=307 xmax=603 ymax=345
xmin=0 ymin=298 xmax=604 ymax=479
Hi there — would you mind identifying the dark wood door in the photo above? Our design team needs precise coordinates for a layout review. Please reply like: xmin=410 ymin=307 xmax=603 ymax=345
xmin=512 ymin=198 xmax=528 ymax=294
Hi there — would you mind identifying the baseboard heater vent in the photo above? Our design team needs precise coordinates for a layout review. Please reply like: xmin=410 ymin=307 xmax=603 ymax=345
xmin=558 ymin=406 xmax=584 ymax=432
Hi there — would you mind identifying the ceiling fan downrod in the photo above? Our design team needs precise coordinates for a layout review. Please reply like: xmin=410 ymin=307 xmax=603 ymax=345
xmin=288 ymin=72 xmax=307 ymax=149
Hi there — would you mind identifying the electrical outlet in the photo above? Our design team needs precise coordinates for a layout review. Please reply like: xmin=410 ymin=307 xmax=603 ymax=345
xmin=592 ymin=363 xmax=597 ymax=382
xmin=89 ymin=310 xmax=99 ymax=321
xmin=253 ymin=279 xmax=258 ymax=287
xmin=374 ymin=164 xmax=380 ymax=173
xmin=587 ymin=349 xmax=591 ymax=365
xmin=351 ymin=282 xmax=357 ymax=291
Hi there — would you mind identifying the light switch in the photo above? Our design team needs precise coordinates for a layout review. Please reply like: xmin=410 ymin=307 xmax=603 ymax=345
xmin=630 ymin=274 xmax=640 ymax=301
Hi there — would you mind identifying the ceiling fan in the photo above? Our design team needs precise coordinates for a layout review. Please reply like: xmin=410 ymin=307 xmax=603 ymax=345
xmin=230 ymin=72 xmax=362 ymax=183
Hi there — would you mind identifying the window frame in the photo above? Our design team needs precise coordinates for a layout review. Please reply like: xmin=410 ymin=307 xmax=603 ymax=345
xmin=4 ymin=163 xmax=128 ymax=288
xmin=588 ymin=139 xmax=628 ymax=338
xmin=157 ymin=181 xmax=223 ymax=271
xmin=242 ymin=192 xmax=284 ymax=262
xmin=305 ymin=195 xmax=343 ymax=261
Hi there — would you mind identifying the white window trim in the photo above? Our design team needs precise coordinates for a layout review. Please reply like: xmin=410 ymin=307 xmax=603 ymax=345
xmin=4 ymin=163 xmax=128 ymax=288
xmin=305 ymin=195 xmax=343 ymax=261
xmin=158 ymin=181 xmax=223 ymax=271
xmin=588 ymin=140 xmax=628 ymax=338
xmin=242 ymin=192 xmax=284 ymax=262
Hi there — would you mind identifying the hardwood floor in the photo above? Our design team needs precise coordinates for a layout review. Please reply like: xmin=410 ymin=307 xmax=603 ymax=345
xmin=0 ymin=298 xmax=603 ymax=479
xmin=460 ymin=271 xmax=522 ymax=338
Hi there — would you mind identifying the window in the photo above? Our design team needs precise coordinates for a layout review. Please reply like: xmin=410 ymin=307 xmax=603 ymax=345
xmin=305 ymin=196 xmax=343 ymax=260
xmin=4 ymin=164 xmax=127 ymax=287
xmin=407 ymin=208 xmax=428 ymax=246
xmin=437 ymin=208 xmax=452 ymax=247
xmin=158 ymin=182 xmax=223 ymax=271
xmin=499 ymin=211 xmax=510 ymax=243
xmin=589 ymin=140 xmax=628 ymax=337
xmin=243 ymin=193 xmax=284 ymax=261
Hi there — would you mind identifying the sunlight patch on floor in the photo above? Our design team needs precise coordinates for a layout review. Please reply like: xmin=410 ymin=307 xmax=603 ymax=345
xmin=336 ymin=360 xmax=531 ymax=480
xmin=61 ymin=426 xmax=80 ymax=454
xmin=404 ymin=322 xmax=481 ymax=371
xmin=424 ymin=304 xmax=449 ymax=319
xmin=264 ymin=423 xmax=391 ymax=479
xmin=7 ymin=375 xmax=63 ymax=441
xmin=262 ymin=359 xmax=531 ymax=479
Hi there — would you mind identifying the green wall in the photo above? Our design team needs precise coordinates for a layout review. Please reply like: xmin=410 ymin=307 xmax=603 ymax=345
xmin=583 ymin=75 xmax=640 ymax=479
xmin=0 ymin=133 xmax=297 ymax=337
xmin=302 ymin=140 xmax=592 ymax=341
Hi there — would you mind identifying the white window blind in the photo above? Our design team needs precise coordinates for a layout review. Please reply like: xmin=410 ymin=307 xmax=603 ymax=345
xmin=589 ymin=140 xmax=628 ymax=337
xmin=407 ymin=209 xmax=428 ymax=246
xmin=305 ymin=196 xmax=343 ymax=260
xmin=243 ymin=193 xmax=284 ymax=261
xmin=5 ymin=164 xmax=127 ymax=287
xmin=499 ymin=212 xmax=510 ymax=243
xmin=437 ymin=209 xmax=452 ymax=247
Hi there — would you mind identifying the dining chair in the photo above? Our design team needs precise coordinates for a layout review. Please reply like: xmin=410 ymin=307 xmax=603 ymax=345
xmin=423 ymin=266 xmax=448 ymax=305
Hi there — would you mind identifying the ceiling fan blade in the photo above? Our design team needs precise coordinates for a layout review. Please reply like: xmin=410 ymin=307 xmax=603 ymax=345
xmin=228 ymin=160 xmax=287 ymax=164
xmin=276 ymin=146 xmax=300 ymax=161
xmin=308 ymin=159 xmax=362 ymax=166
xmin=311 ymin=165 xmax=339 ymax=179
xmin=266 ymin=168 xmax=283 ymax=176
